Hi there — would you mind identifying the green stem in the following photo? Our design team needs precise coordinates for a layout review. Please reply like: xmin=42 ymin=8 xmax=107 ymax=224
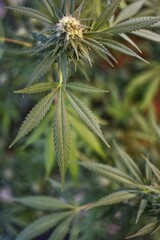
xmin=59 ymin=68 xmax=63 ymax=85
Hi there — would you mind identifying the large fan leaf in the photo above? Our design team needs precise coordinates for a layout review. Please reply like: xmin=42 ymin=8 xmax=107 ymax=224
xmin=14 ymin=196 xmax=75 ymax=211
xmin=87 ymin=190 xmax=137 ymax=209
xmin=9 ymin=91 xmax=55 ymax=148
xmin=93 ymin=0 xmax=121 ymax=31
xmin=53 ymin=88 xmax=71 ymax=189
xmin=16 ymin=212 xmax=73 ymax=240
xmin=7 ymin=6 xmax=53 ymax=24
xmin=66 ymin=91 xmax=109 ymax=147
xmin=66 ymin=82 xmax=108 ymax=94
xmin=14 ymin=82 xmax=56 ymax=94
xmin=106 ymin=17 xmax=160 ymax=35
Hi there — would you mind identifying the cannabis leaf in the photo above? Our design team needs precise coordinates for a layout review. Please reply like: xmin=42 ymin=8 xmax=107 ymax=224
xmin=66 ymin=82 xmax=108 ymax=93
xmin=7 ymin=6 xmax=53 ymax=23
xmin=9 ymin=91 xmax=55 ymax=148
xmin=66 ymin=90 xmax=110 ymax=147
xmin=86 ymin=190 xmax=137 ymax=209
xmin=14 ymin=82 xmax=56 ymax=94
xmin=53 ymin=88 xmax=71 ymax=189
xmin=13 ymin=196 xmax=78 ymax=240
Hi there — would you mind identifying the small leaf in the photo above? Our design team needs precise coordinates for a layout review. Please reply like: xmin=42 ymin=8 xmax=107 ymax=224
xmin=136 ymin=199 xmax=148 ymax=224
xmin=66 ymin=82 xmax=108 ymax=93
xmin=53 ymin=88 xmax=71 ymax=189
xmin=40 ymin=0 xmax=55 ymax=19
xmin=143 ymin=156 xmax=160 ymax=181
xmin=93 ymin=0 xmax=121 ymax=31
xmin=66 ymin=91 xmax=110 ymax=147
xmin=87 ymin=191 xmax=137 ymax=209
xmin=14 ymin=196 xmax=75 ymax=211
xmin=126 ymin=222 xmax=158 ymax=239
xmin=14 ymin=82 xmax=56 ymax=94
xmin=7 ymin=6 xmax=53 ymax=24
xmin=16 ymin=212 xmax=73 ymax=240
xmin=9 ymin=91 xmax=55 ymax=148
xmin=28 ymin=52 xmax=56 ymax=86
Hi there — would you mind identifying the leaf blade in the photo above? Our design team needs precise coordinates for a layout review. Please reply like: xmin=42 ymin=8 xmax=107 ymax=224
xmin=9 ymin=91 xmax=55 ymax=148
xmin=53 ymin=88 xmax=71 ymax=189
xmin=66 ymin=91 xmax=109 ymax=147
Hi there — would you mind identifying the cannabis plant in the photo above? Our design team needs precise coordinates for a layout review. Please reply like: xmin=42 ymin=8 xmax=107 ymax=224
xmin=8 ymin=0 xmax=160 ymax=188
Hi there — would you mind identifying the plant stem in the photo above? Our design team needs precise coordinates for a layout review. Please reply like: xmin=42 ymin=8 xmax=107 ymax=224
xmin=0 ymin=38 xmax=32 ymax=47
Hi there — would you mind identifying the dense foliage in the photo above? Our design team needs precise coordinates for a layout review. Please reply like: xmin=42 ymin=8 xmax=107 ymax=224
xmin=1 ymin=0 xmax=160 ymax=239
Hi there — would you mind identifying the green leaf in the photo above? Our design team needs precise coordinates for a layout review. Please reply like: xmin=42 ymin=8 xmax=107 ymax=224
xmin=126 ymin=70 xmax=156 ymax=96
xmin=102 ymin=39 xmax=148 ymax=63
xmin=28 ymin=53 xmax=56 ymax=86
xmin=14 ymin=82 xmax=56 ymax=94
xmin=126 ymin=222 xmax=158 ymax=239
xmin=114 ymin=143 xmax=143 ymax=183
xmin=14 ymin=196 xmax=75 ymax=211
xmin=68 ymin=132 xmax=79 ymax=182
xmin=140 ymin=76 xmax=159 ymax=109
xmin=66 ymin=82 xmax=108 ymax=93
xmin=59 ymin=52 xmax=69 ymax=86
xmin=80 ymin=161 xmax=138 ymax=187
xmin=16 ymin=212 xmax=73 ymax=240
xmin=70 ymin=0 xmax=76 ymax=14
xmin=7 ymin=6 xmax=53 ymax=24
xmin=66 ymin=91 xmax=110 ymax=147
xmin=133 ymin=29 xmax=160 ymax=42
xmin=143 ymin=156 xmax=160 ymax=181
xmin=87 ymin=191 xmax=137 ymax=209
xmin=9 ymin=91 xmax=55 ymax=148
xmin=40 ymin=0 xmax=55 ymax=19
xmin=69 ymin=114 xmax=105 ymax=158
xmin=115 ymin=1 xmax=144 ymax=24
xmin=70 ymin=216 xmax=80 ymax=240
xmin=53 ymin=88 xmax=71 ymax=189
xmin=48 ymin=216 xmax=73 ymax=240
xmin=93 ymin=0 xmax=121 ymax=31
xmin=106 ymin=17 xmax=160 ymax=35
xmin=45 ymin=128 xmax=56 ymax=177
xmin=120 ymin=33 xmax=142 ymax=53
xmin=136 ymin=199 xmax=148 ymax=224
xmin=73 ymin=0 xmax=86 ymax=18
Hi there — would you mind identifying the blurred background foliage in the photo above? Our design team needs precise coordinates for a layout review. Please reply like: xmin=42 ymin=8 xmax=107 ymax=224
xmin=0 ymin=0 xmax=160 ymax=239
